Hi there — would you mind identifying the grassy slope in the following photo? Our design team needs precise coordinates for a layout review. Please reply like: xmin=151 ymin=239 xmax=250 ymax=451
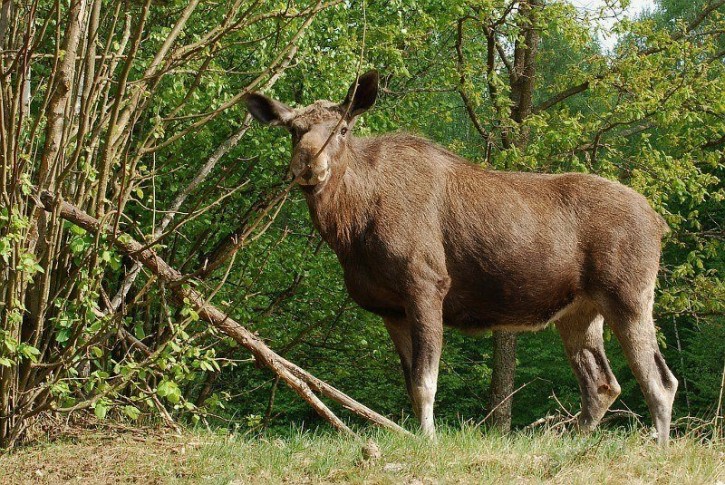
xmin=1 ymin=426 xmax=723 ymax=484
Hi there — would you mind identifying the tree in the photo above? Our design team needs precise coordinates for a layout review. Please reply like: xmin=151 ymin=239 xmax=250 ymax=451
xmin=383 ymin=0 xmax=724 ymax=431
xmin=0 ymin=0 xmax=340 ymax=449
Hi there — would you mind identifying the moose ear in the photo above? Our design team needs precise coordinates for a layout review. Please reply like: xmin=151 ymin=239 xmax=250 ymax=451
xmin=341 ymin=70 xmax=379 ymax=119
xmin=243 ymin=93 xmax=294 ymax=126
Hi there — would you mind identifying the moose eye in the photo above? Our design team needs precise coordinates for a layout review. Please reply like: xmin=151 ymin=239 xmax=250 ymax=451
xmin=340 ymin=127 xmax=348 ymax=136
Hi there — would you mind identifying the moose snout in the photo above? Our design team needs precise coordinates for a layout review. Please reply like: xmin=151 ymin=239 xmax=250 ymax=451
xmin=290 ymin=149 xmax=330 ymax=186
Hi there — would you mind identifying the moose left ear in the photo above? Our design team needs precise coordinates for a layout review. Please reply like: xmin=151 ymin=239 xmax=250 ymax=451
xmin=243 ymin=93 xmax=295 ymax=127
xmin=341 ymin=70 xmax=379 ymax=119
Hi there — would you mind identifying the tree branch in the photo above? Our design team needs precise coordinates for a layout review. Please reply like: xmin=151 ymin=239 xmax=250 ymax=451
xmin=534 ymin=0 xmax=725 ymax=114
xmin=640 ymin=0 xmax=725 ymax=55
xmin=455 ymin=18 xmax=489 ymax=140
xmin=702 ymin=132 xmax=725 ymax=149
xmin=533 ymin=81 xmax=589 ymax=114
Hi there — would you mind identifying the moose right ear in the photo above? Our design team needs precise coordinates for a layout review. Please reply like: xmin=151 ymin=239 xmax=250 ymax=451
xmin=243 ymin=93 xmax=294 ymax=126
xmin=341 ymin=70 xmax=379 ymax=119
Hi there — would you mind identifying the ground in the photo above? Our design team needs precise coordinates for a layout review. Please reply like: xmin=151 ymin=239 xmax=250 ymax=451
xmin=1 ymin=425 xmax=723 ymax=484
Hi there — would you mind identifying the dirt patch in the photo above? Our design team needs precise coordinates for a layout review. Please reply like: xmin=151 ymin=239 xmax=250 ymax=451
xmin=1 ymin=427 xmax=190 ymax=484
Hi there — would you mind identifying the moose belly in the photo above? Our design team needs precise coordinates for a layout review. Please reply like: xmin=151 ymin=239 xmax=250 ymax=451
xmin=441 ymin=265 xmax=580 ymax=333
xmin=332 ymin=242 xmax=584 ymax=335
xmin=341 ymin=259 xmax=578 ymax=330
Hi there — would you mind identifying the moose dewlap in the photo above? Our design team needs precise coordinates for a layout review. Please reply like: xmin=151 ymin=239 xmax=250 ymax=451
xmin=244 ymin=70 xmax=677 ymax=444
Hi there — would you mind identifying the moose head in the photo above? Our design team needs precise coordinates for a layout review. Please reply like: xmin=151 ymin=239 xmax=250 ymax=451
xmin=243 ymin=70 xmax=379 ymax=187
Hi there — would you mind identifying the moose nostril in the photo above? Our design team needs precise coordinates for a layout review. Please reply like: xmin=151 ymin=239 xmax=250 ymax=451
xmin=295 ymin=150 xmax=312 ymax=165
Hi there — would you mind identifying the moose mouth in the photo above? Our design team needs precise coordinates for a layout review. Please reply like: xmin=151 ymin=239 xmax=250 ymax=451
xmin=293 ymin=162 xmax=330 ymax=186
xmin=298 ymin=171 xmax=329 ymax=186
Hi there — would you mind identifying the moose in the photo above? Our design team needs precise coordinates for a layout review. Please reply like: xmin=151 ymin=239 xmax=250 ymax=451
xmin=244 ymin=70 xmax=678 ymax=444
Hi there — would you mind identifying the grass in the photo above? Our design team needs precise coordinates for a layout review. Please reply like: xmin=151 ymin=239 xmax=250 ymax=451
xmin=1 ymin=424 xmax=723 ymax=484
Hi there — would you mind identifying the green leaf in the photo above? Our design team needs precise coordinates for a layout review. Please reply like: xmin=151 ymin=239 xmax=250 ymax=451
xmin=17 ymin=343 xmax=41 ymax=362
xmin=157 ymin=380 xmax=181 ymax=404
xmin=94 ymin=401 xmax=109 ymax=420
xmin=56 ymin=329 xmax=71 ymax=343
xmin=69 ymin=224 xmax=87 ymax=236
xmin=134 ymin=323 xmax=146 ymax=340
xmin=123 ymin=405 xmax=141 ymax=420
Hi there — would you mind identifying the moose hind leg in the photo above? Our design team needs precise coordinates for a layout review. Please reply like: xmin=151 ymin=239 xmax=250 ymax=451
xmin=557 ymin=312 xmax=621 ymax=432
xmin=607 ymin=308 xmax=677 ymax=445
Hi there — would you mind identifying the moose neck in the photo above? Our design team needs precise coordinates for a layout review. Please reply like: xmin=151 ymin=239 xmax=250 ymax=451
xmin=302 ymin=137 xmax=374 ymax=255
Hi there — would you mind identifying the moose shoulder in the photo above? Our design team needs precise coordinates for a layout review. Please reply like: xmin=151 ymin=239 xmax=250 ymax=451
xmin=244 ymin=70 xmax=678 ymax=444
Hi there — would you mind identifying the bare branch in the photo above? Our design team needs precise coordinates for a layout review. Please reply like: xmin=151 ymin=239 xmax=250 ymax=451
xmin=455 ymin=18 xmax=489 ymax=141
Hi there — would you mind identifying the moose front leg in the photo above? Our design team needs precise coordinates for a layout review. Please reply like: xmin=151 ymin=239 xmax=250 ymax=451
xmin=406 ymin=292 xmax=444 ymax=438
xmin=383 ymin=316 xmax=416 ymax=411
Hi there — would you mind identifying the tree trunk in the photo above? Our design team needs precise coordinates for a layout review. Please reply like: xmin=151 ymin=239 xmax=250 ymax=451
xmin=485 ymin=0 xmax=541 ymax=433
xmin=489 ymin=331 xmax=517 ymax=431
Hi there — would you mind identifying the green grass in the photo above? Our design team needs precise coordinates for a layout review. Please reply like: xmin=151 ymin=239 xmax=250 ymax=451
xmin=1 ymin=425 xmax=723 ymax=484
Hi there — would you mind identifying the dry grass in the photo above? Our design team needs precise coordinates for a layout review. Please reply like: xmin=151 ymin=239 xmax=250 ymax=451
xmin=1 ymin=425 xmax=723 ymax=484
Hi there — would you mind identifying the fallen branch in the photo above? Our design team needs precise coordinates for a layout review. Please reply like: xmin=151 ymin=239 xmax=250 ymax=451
xmin=522 ymin=413 xmax=576 ymax=431
xmin=38 ymin=191 xmax=410 ymax=437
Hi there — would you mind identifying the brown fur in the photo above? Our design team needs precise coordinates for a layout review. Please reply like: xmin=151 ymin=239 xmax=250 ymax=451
xmin=302 ymin=132 xmax=667 ymax=331
xmin=244 ymin=71 xmax=678 ymax=443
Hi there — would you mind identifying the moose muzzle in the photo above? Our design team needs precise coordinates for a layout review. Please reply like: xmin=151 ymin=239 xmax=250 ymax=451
xmin=291 ymin=149 xmax=330 ymax=186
